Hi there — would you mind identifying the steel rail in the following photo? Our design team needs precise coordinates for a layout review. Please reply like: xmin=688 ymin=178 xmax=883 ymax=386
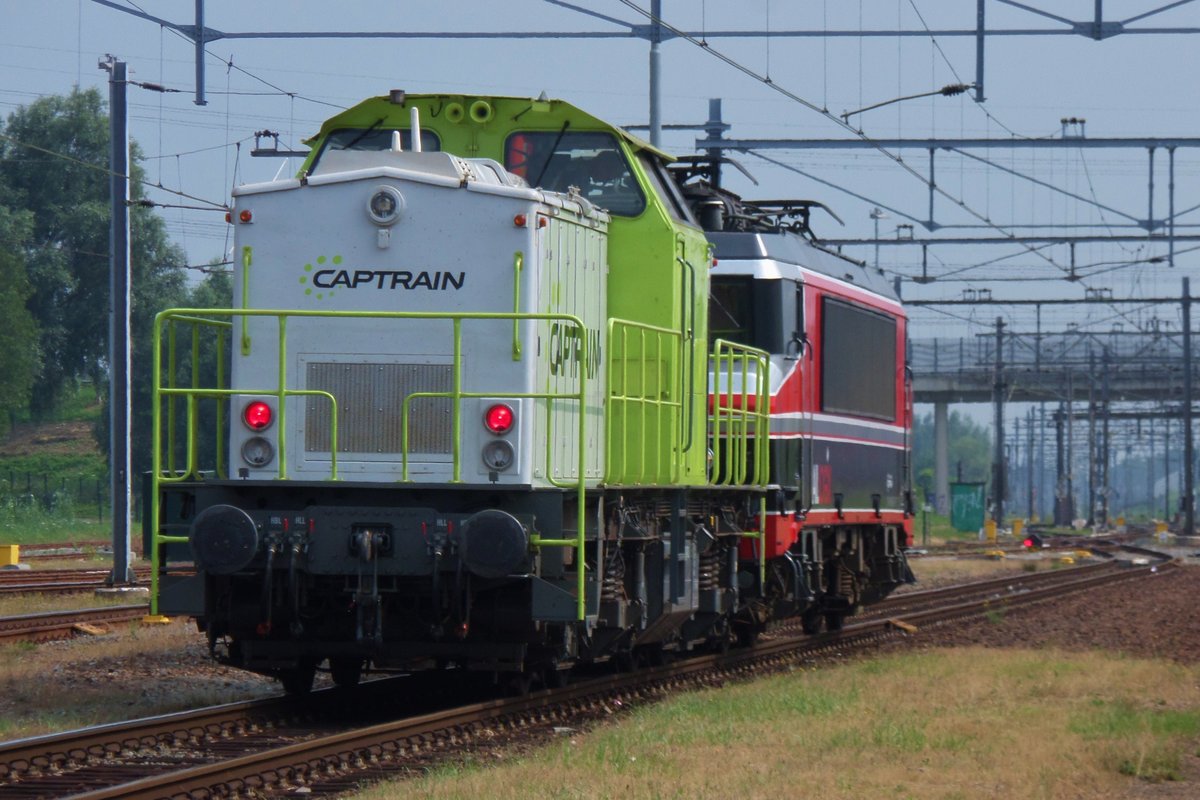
xmin=0 ymin=605 xmax=149 ymax=645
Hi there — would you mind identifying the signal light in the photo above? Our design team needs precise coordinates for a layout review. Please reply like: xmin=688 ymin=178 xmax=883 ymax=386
xmin=225 ymin=211 xmax=232 ymax=223
xmin=243 ymin=400 xmax=273 ymax=431
xmin=513 ymin=214 xmax=527 ymax=227
xmin=238 ymin=209 xmax=253 ymax=224
xmin=484 ymin=403 xmax=514 ymax=435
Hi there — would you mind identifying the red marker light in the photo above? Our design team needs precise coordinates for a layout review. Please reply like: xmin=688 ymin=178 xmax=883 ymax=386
xmin=239 ymin=209 xmax=253 ymax=224
xmin=225 ymin=211 xmax=232 ymax=223
xmin=484 ymin=403 xmax=515 ymax=435
xmin=1023 ymin=537 xmax=1034 ymax=548
xmin=243 ymin=400 xmax=273 ymax=431
xmin=513 ymin=214 xmax=527 ymax=227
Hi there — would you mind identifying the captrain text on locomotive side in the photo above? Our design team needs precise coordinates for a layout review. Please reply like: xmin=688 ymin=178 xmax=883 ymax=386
xmin=147 ymin=92 xmax=915 ymax=693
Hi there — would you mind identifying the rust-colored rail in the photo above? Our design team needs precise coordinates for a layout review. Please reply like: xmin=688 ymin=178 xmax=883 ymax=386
xmin=0 ymin=566 xmax=153 ymax=594
xmin=0 ymin=605 xmax=149 ymax=645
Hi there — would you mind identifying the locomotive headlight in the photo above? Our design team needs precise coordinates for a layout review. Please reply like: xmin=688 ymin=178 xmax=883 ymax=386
xmin=241 ymin=436 xmax=275 ymax=468
xmin=481 ymin=440 xmax=515 ymax=471
xmin=367 ymin=186 xmax=405 ymax=226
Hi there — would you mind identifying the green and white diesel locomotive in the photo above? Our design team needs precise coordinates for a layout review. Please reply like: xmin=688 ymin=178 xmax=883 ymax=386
xmin=148 ymin=92 xmax=913 ymax=693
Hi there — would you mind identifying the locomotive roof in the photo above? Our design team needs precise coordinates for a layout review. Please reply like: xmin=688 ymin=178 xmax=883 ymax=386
xmin=708 ymin=230 xmax=901 ymax=303
xmin=304 ymin=93 xmax=674 ymax=162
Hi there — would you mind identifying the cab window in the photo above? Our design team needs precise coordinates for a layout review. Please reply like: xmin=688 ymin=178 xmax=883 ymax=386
xmin=505 ymin=131 xmax=646 ymax=217
xmin=639 ymin=152 xmax=697 ymax=226
xmin=310 ymin=126 xmax=441 ymax=170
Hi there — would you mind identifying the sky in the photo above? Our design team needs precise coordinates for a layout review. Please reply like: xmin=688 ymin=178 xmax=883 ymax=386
xmin=3 ymin=0 xmax=1200 ymax=348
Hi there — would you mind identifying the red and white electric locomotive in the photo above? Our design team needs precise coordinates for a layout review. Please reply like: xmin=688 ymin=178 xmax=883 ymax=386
xmin=678 ymin=167 xmax=915 ymax=634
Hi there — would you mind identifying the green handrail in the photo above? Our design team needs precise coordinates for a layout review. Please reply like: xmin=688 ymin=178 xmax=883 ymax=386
xmin=708 ymin=339 xmax=770 ymax=487
xmin=604 ymin=317 xmax=683 ymax=485
xmin=708 ymin=339 xmax=771 ymax=588
xmin=149 ymin=307 xmax=594 ymax=620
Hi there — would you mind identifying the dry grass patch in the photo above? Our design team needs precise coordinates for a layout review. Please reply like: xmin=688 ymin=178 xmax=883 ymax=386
xmin=0 ymin=620 xmax=275 ymax=740
xmin=902 ymin=554 xmax=1040 ymax=591
xmin=349 ymin=648 xmax=1200 ymax=800
xmin=0 ymin=591 xmax=143 ymax=617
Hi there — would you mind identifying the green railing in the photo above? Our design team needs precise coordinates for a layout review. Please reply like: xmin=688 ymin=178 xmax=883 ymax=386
xmin=708 ymin=339 xmax=770 ymax=487
xmin=149 ymin=307 xmax=594 ymax=620
xmin=709 ymin=339 xmax=771 ymax=586
xmin=604 ymin=318 xmax=683 ymax=485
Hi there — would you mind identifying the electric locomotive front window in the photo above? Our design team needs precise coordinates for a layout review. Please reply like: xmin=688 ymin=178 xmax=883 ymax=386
xmin=709 ymin=277 xmax=755 ymax=348
xmin=309 ymin=127 xmax=442 ymax=171
xmin=504 ymin=131 xmax=646 ymax=217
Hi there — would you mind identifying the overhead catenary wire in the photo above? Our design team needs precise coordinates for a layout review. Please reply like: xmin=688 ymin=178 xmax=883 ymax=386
xmin=612 ymin=0 xmax=1072 ymax=281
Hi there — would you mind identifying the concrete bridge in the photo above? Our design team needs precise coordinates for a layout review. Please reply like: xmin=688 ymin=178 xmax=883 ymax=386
xmin=909 ymin=328 xmax=1192 ymax=522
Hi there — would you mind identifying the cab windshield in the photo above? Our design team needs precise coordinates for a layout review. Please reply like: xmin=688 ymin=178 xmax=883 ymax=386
xmin=310 ymin=126 xmax=441 ymax=171
xmin=505 ymin=131 xmax=646 ymax=217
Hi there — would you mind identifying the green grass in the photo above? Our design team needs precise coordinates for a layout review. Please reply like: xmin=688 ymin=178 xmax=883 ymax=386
xmin=346 ymin=649 xmax=1200 ymax=800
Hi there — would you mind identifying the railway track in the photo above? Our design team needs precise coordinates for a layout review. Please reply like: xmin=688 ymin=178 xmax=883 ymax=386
xmin=0 ymin=567 xmax=152 ymax=595
xmin=0 ymin=554 xmax=1171 ymax=799
xmin=0 ymin=605 xmax=149 ymax=645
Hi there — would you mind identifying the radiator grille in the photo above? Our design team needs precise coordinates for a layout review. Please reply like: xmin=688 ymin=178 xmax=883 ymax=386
xmin=304 ymin=362 xmax=453 ymax=455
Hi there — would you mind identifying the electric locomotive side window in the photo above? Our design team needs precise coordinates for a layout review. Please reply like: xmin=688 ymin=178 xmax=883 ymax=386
xmin=820 ymin=297 xmax=897 ymax=421
xmin=504 ymin=131 xmax=646 ymax=217
xmin=309 ymin=126 xmax=442 ymax=171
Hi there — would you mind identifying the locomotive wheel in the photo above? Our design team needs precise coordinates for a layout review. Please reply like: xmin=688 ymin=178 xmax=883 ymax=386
xmin=330 ymin=657 xmax=364 ymax=688
xmin=543 ymin=663 xmax=571 ymax=689
xmin=279 ymin=662 xmax=316 ymax=696
xmin=707 ymin=618 xmax=734 ymax=654
xmin=801 ymin=608 xmax=823 ymax=635
xmin=504 ymin=670 xmax=534 ymax=696
xmin=823 ymin=611 xmax=846 ymax=632
xmin=735 ymin=623 xmax=761 ymax=647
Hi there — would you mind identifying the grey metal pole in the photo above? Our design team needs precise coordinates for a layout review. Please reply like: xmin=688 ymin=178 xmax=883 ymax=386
xmin=1067 ymin=369 xmax=1075 ymax=520
xmin=1183 ymin=277 xmax=1194 ymax=535
xmin=1170 ymin=147 xmax=1176 ymax=266
xmin=194 ymin=0 xmax=207 ymax=106
xmin=934 ymin=401 xmax=950 ymax=515
xmin=103 ymin=57 xmax=134 ymax=586
xmin=974 ymin=0 xmax=986 ymax=102
xmin=1027 ymin=406 xmax=1035 ymax=520
xmin=992 ymin=317 xmax=1005 ymax=525
xmin=1165 ymin=417 xmax=1172 ymax=522
xmin=1087 ymin=352 xmax=1096 ymax=526
xmin=649 ymin=0 xmax=662 ymax=147
xmin=1101 ymin=347 xmax=1111 ymax=526
xmin=1039 ymin=402 xmax=1046 ymax=520
xmin=1054 ymin=403 xmax=1066 ymax=525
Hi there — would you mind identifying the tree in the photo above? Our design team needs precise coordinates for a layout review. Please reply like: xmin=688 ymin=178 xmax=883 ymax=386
xmin=0 ymin=201 xmax=39 ymax=433
xmin=0 ymin=88 xmax=186 ymax=418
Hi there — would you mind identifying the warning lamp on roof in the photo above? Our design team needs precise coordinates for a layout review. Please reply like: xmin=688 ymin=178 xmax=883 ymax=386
xmin=483 ymin=403 xmax=515 ymax=435
xmin=242 ymin=400 xmax=274 ymax=432
xmin=238 ymin=209 xmax=253 ymax=224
